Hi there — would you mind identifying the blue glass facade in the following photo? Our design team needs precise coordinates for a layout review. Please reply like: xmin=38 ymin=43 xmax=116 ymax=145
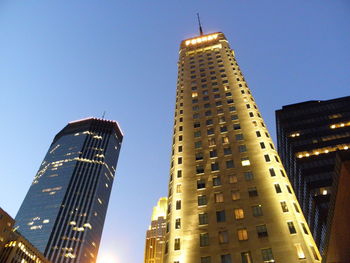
xmin=15 ymin=118 xmax=123 ymax=263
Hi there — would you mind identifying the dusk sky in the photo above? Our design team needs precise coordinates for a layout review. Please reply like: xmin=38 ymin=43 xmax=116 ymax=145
xmin=0 ymin=1 xmax=349 ymax=262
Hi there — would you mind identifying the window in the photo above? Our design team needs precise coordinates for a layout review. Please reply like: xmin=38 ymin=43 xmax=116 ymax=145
xmin=301 ymin=222 xmax=309 ymax=235
xmin=256 ymin=131 xmax=261 ymax=137
xmin=293 ymin=202 xmax=300 ymax=213
xmin=165 ymin=241 xmax=168 ymax=254
xmin=175 ymin=218 xmax=181 ymax=229
xmin=226 ymin=160 xmax=234 ymax=168
xmin=220 ymin=126 xmax=228 ymax=133
xmin=229 ymin=106 xmax=236 ymax=112
xmin=241 ymin=157 xmax=251 ymax=166
xmin=229 ymin=175 xmax=238 ymax=183
xmin=221 ymin=254 xmax=232 ymax=263
xmin=280 ymin=169 xmax=286 ymax=177
xmin=196 ymin=152 xmax=203 ymax=161
xmin=241 ymin=252 xmax=253 ymax=263
xmin=287 ymin=221 xmax=297 ymax=234
xmin=294 ymin=243 xmax=306 ymax=259
xmin=176 ymin=184 xmax=181 ymax=193
xmin=204 ymin=103 xmax=210 ymax=108
xmin=207 ymin=128 xmax=214 ymax=135
xmin=197 ymin=179 xmax=206 ymax=189
xmin=216 ymin=210 xmax=226 ymax=222
xmin=286 ymin=185 xmax=292 ymax=194
xmin=199 ymin=213 xmax=208 ymax=225
xmin=237 ymin=228 xmax=248 ymax=240
xmin=195 ymin=141 xmax=202 ymax=148
xmin=194 ymin=122 xmax=200 ymax=128
xmin=252 ymin=205 xmax=263 ymax=216
xmin=239 ymin=145 xmax=247 ymax=152
xmin=260 ymin=142 xmax=266 ymax=149
xmin=234 ymin=208 xmax=244 ymax=219
xmin=244 ymin=171 xmax=254 ymax=181
xmin=196 ymin=165 xmax=204 ymax=174
xmin=231 ymin=190 xmax=240 ymax=200
xmin=261 ymin=248 xmax=274 ymax=262
xmin=274 ymin=184 xmax=282 ymax=193
xmin=201 ymin=256 xmax=211 ymax=263
xmin=215 ymin=192 xmax=224 ymax=203
xmin=233 ymin=124 xmax=241 ymax=130
xmin=223 ymin=147 xmax=232 ymax=155
xmin=310 ymin=246 xmax=320 ymax=260
xmin=198 ymin=195 xmax=207 ymax=206
xmin=211 ymin=162 xmax=219 ymax=171
xmin=213 ymin=176 xmax=222 ymax=186
xmin=231 ymin=114 xmax=239 ymax=120
xmin=269 ymin=168 xmax=276 ymax=177
xmin=235 ymin=133 xmax=244 ymax=140
xmin=206 ymin=119 xmax=213 ymax=125
xmin=264 ymin=154 xmax=271 ymax=162
xmin=174 ymin=238 xmax=180 ymax=250
xmin=200 ymin=233 xmax=209 ymax=247
xmin=178 ymin=146 xmax=183 ymax=152
xmin=248 ymin=187 xmax=258 ymax=197
xmin=178 ymin=157 xmax=182 ymax=164
xmin=209 ymin=138 xmax=216 ymax=146
xmin=209 ymin=149 xmax=217 ymax=158
xmin=256 ymin=224 xmax=268 ymax=237
xmin=280 ymin=201 xmax=289 ymax=212
xmin=274 ymin=156 xmax=280 ymax=163
xmin=249 ymin=112 xmax=254 ymax=117
xmin=218 ymin=231 xmax=229 ymax=244
xmin=205 ymin=110 xmax=212 ymax=116
xmin=222 ymin=136 xmax=229 ymax=143
xmin=176 ymin=200 xmax=181 ymax=210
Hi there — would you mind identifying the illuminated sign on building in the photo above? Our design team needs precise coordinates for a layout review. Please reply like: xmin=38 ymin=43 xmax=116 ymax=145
xmin=185 ymin=34 xmax=219 ymax=46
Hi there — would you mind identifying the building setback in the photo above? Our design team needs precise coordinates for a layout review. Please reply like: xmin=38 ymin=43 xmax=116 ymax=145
xmin=276 ymin=96 xmax=350 ymax=261
xmin=144 ymin=197 xmax=167 ymax=263
xmin=15 ymin=118 xmax=123 ymax=263
xmin=164 ymin=32 xmax=321 ymax=263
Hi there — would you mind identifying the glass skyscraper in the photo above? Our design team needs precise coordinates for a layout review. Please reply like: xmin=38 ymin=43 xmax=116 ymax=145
xmin=164 ymin=32 xmax=321 ymax=263
xmin=15 ymin=117 xmax=123 ymax=263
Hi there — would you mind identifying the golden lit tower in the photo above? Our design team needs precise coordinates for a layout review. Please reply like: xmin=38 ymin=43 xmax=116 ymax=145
xmin=164 ymin=32 xmax=321 ymax=263
xmin=144 ymin=197 xmax=168 ymax=263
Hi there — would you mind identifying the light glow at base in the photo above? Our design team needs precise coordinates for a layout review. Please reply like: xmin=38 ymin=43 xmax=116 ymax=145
xmin=96 ymin=252 xmax=119 ymax=263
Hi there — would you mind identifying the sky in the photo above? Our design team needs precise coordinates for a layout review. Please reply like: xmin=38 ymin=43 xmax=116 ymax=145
xmin=0 ymin=1 xmax=349 ymax=262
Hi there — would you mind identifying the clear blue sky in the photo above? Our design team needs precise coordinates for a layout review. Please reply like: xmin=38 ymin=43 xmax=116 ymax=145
xmin=0 ymin=1 xmax=349 ymax=262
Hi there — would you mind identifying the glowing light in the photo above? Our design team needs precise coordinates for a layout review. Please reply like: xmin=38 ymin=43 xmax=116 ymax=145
xmin=185 ymin=34 xmax=219 ymax=46
xmin=97 ymin=252 xmax=119 ymax=263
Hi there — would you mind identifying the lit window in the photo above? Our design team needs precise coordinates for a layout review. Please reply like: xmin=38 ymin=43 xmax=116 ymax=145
xmin=294 ymin=243 xmax=306 ymax=259
xmin=229 ymin=175 xmax=238 ymax=183
xmin=175 ymin=218 xmax=181 ymax=229
xmin=241 ymin=157 xmax=251 ymax=166
xmin=231 ymin=190 xmax=240 ymax=200
xmin=215 ymin=192 xmax=224 ymax=203
xmin=176 ymin=184 xmax=181 ymax=193
xmin=237 ymin=228 xmax=248 ymax=241
xmin=234 ymin=208 xmax=244 ymax=219
xmin=241 ymin=252 xmax=253 ymax=263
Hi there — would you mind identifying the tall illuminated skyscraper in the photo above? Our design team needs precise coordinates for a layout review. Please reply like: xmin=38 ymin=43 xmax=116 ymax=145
xmin=144 ymin=197 xmax=167 ymax=263
xmin=164 ymin=32 xmax=321 ymax=263
xmin=15 ymin=117 xmax=123 ymax=263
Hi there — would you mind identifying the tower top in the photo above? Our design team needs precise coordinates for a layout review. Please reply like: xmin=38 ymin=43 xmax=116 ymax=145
xmin=197 ymin=13 xmax=203 ymax=36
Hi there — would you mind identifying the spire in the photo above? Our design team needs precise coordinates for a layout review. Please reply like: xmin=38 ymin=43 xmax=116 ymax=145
xmin=197 ymin=13 xmax=203 ymax=36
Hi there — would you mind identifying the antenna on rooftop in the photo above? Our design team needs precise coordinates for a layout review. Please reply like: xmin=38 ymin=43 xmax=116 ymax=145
xmin=102 ymin=111 xmax=106 ymax=119
xmin=197 ymin=13 xmax=204 ymax=36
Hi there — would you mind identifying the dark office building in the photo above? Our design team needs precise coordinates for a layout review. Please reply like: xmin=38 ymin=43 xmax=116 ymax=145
xmin=276 ymin=96 xmax=350 ymax=261
xmin=15 ymin=118 xmax=123 ymax=263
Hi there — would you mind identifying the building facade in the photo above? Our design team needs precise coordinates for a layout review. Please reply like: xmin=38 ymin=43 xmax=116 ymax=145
xmin=276 ymin=97 xmax=350 ymax=260
xmin=0 ymin=208 xmax=15 ymax=255
xmin=164 ymin=32 xmax=321 ymax=263
xmin=0 ymin=207 xmax=50 ymax=263
xmin=15 ymin=118 xmax=123 ymax=263
xmin=144 ymin=197 xmax=167 ymax=263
